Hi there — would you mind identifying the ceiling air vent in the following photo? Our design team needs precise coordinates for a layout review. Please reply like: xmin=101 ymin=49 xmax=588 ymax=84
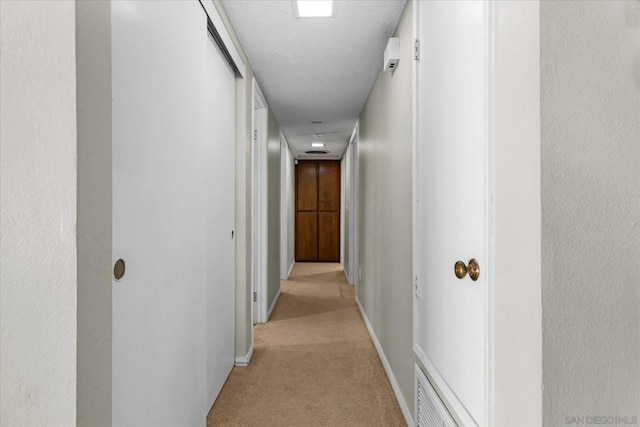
xmin=305 ymin=150 xmax=329 ymax=155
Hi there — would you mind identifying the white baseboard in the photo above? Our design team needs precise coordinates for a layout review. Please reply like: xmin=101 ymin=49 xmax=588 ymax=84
xmin=286 ymin=261 xmax=295 ymax=279
xmin=267 ymin=288 xmax=281 ymax=321
xmin=356 ymin=296 xmax=414 ymax=427
xmin=344 ymin=269 xmax=352 ymax=285
xmin=234 ymin=344 xmax=254 ymax=367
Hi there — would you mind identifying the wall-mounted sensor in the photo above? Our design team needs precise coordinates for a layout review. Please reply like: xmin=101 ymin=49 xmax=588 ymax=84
xmin=384 ymin=37 xmax=400 ymax=72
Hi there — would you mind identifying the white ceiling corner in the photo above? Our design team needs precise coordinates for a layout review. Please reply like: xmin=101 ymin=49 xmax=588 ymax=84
xmin=221 ymin=0 xmax=407 ymax=159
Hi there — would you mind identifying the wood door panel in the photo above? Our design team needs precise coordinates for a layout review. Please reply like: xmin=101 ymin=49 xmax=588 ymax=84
xmin=295 ymin=160 xmax=340 ymax=262
xmin=296 ymin=162 xmax=317 ymax=211
xmin=296 ymin=212 xmax=318 ymax=261
xmin=318 ymin=161 xmax=340 ymax=211
xmin=318 ymin=212 xmax=339 ymax=262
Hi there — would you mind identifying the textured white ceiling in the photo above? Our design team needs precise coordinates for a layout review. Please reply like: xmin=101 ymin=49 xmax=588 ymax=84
xmin=221 ymin=0 xmax=407 ymax=159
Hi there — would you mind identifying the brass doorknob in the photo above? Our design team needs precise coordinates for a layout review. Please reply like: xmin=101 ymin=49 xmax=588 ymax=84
xmin=454 ymin=258 xmax=480 ymax=281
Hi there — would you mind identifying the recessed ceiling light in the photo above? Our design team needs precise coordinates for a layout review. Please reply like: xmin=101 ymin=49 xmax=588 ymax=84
xmin=295 ymin=0 xmax=333 ymax=18
xmin=312 ymin=142 xmax=325 ymax=148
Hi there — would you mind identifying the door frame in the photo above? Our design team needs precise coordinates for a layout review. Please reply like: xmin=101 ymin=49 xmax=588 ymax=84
xmin=348 ymin=125 xmax=359 ymax=288
xmin=280 ymin=133 xmax=292 ymax=280
xmin=412 ymin=1 xmax=542 ymax=425
xmin=252 ymin=79 xmax=269 ymax=324
xmin=294 ymin=160 xmax=341 ymax=262
xmin=340 ymin=154 xmax=346 ymax=266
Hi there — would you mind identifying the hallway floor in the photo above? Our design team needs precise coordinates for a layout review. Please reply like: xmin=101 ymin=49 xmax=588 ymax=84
xmin=207 ymin=263 xmax=405 ymax=426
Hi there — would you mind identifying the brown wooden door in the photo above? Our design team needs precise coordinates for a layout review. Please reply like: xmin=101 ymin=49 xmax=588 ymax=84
xmin=295 ymin=160 xmax=340 ymax=262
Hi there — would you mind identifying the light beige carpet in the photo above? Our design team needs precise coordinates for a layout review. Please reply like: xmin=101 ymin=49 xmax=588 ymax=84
xmin=207 ymin=262 xmax=406 ymax=427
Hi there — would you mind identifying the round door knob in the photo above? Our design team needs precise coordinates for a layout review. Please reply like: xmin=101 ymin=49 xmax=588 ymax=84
xmin=454 ymin=258 xmax=480 ymax=281
xmin=114 ymin=259 xmax=126 ymax=281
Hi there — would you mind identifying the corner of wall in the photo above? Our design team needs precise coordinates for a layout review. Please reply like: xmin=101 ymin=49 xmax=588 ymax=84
xmin=75 ymin=1 xmax=113 ymax=425
xmin=492 ymin=1 xmax=542 ymax=424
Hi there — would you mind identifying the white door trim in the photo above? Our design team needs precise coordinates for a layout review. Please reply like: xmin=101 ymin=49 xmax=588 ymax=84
xmin=280 ymin=133 xmax=289 ymax=280
xmin=348 ymin=125 xmax=359 ymax=288
xmin=252 ymin=79 xmax=269 ymax=324
xmin=199 ymin=0 xmax=246 ymax=78
xmin=412 ymin=1 xmax=541 ymax=424
xmin=340 ymin=157 xmax=346 ymax=266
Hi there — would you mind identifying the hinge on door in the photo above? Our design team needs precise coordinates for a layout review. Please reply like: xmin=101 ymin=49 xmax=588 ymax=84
xmin=253 ymin=292 xmax=257 ymax=302
xmin=253 ymin=130 xmax=258 ymax=141
xmin=414 ymin=275 xmax=419 ymax=298
xmin=414 ymin=39 xmax=420 ymax=61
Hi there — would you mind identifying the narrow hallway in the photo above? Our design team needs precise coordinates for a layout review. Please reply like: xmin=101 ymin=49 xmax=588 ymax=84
xmin=207 ymin=263 xmax=405 ymax=426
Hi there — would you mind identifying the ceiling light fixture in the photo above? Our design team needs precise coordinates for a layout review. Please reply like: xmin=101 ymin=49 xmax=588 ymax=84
xmin=313 ymin=133 xmax=323 ymax=138
xmin=295 ymin=0 xmax=333 ymax=18
xmin=312 ymin=142 xmax=325 ymax=148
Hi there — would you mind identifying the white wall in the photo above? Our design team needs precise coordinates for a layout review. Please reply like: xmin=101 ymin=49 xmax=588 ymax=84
xmin=357 ymin=1 xmax=414 ymax=417
xmin=541 ymin=1 xmax=640 ymax=424
xmin=0 ymin=1 xmax=78 ymax=424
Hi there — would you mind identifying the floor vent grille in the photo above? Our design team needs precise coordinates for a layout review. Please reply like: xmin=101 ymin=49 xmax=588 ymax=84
xmin=415 ymin=365 xmax=457 ymax=427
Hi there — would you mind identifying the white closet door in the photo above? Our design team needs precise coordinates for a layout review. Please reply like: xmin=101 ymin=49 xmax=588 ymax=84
xmin=113 ymin=1 xmax=235 ymax=425
xmin=414 ymin=1 xmax=490 ymax=425
xmin=203 ymin=30 xmax=236 ymax=406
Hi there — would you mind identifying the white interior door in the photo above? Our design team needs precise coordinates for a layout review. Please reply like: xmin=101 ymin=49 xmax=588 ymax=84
xmin=414 ymin=1 xmax=490 ymax=425
xmin=113 ymin=1 xmax=235 ymax=425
